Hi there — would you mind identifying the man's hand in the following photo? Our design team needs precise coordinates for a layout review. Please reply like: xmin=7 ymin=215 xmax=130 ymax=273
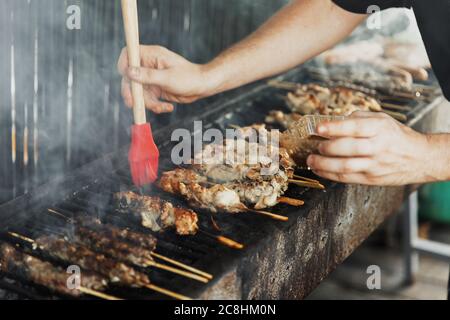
xmin=118 ymin=45 xmax=215 ymax=113
xmin=307 ymin=112 xmax=449 ymax=186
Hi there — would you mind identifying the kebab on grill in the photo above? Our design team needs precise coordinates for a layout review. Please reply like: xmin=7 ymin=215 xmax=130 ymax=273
xmin=67 ymin=222 xmax=208 ymax=283
xmin=111 ymin=192 xmax=245 ymax=248
xmin=19 ymin=234 xmax=191 ymax=300
xmin=284 ymin=83 xmax=382 ymax=117
xmin=114 ymin=191 xmax=199 ymax=235
xmin=158 ymin=133 xmax=309 ymax=211
xmin=0 ymin=242 xmax=119 ymax=300
xmin=266 ymin=82 xmax=407 ymax=126
xmin=71 ymin=215 xmax=212 ymax=279
xmin=64 ymin=216 xmax=210 ymax=283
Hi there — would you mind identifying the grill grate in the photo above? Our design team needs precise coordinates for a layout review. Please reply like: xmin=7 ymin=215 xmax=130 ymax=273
xmin=0 ymin=67 xmax=443 ymax=299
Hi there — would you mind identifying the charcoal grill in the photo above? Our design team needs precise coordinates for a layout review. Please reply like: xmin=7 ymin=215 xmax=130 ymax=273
xmin=0 ymin=67 xmax=445 ymax=300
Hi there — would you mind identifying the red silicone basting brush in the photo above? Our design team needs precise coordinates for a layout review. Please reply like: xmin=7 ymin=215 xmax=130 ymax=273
xmin=121 ymin=0 xmax=159 ymax=187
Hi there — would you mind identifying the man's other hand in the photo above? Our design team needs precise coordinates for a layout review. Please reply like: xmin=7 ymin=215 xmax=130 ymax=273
xmin=307 ymin=111 xmax=437 ymax=186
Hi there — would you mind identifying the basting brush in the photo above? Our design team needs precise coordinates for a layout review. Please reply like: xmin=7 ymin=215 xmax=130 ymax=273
xmin=121 ymin=0 xmax=159 ymax=187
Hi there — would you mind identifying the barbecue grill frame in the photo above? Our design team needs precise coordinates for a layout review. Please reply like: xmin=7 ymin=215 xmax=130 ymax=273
xmin=0 ymin=66 xmax=445 ymax=300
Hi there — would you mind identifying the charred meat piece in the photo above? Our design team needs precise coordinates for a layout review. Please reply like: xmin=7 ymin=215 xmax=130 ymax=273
xmin=158 ymin=170 xmax=247 ymax=213
xmin=114 ymin=191 xmax=199 ymax=235
xmin=225 ymin=176 xmax=289 ymax=210
xmin=191 ymin=137 xmax=295 ymax=184
xmin=73 ymin=216 xmax=157 ymax=252
xmin=69 ymin=225 xmax=154 ymax=267
xmin=35 ymin=235 xmax=150 ymax=287
xmin=160 ymin=168 xmax=289 ymax=210
xmin=265 ymin=110 xmax=303 ymax=129
xmin=0 ymin=243 xmax=107 ymax=297
xmin=309 ymin=64 xmax=413 ymax=94
xmin=285 ymin=83 xmax=382 ymax=117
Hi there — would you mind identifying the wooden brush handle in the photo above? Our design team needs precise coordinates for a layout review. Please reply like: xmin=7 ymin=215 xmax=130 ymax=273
xmin=121 ymin=0 xmax=146 ymax=125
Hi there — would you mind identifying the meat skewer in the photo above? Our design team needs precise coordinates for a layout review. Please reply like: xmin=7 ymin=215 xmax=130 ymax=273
xmin=0 ymin=242 xmax=121 ymax=300
xmin=46 ymin=209 xmax=210 ymax=281
xmin=65 ymin=213 xmax=213 ymax=280
xmin=225 ymin=124 xmax=325 ymax=190
xmin=110 ymin=194 xmax=245 ymax=249
xmin=157 ymin=172 xmax=288 ymax=221
xmin=9 ymin=233 xmax=191 ymax=300
xmin=69 ymin=225 xmax=208 ymax=283
xmin=114 ymin=191 xmax=199 ymax=236
xmin=269 ymin=80 xmax=409 ymax=122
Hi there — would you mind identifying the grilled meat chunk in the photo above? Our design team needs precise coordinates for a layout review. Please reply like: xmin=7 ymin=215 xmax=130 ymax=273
xmin=285 ymin=83 xmax=382 ymax=117
xmin=70 ymin=225 xmax=154 ymax=267
xmin=74 ymin=216 xmax=157 ymax=252
xmin=35 ymin=235 xmax=150 ymax=286
xmin=265 ymin=110 xmax=303 ymax=129
xmin=191 ymin=136 xmax=295 ymax=184
xmin=0 ymin=243 xmax=107 ymax=297
xmin=158 ymin=171 xmax=247 ymax=213
xmin=114 ymin=192 xmax=199 ymax=235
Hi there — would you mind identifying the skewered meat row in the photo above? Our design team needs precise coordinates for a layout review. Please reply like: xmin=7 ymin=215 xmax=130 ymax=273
xmin=191 ymin=136 xmax=295 ymax=183
xmin=114 ymin=191 xmax=199 ymax=235
xmin=265 ymin=110 xmax=303 ymax=129
xmin=0 ymin=243 xmax=107 ymax=297
xmin=68 ymin=224 xmax=155 ymax=268
xmin=284 ymin=83 xmax=382 ymax=117
xmin=159 ymin=165 xmax=291 ymax=211
xmin=159 ymin=123 xmax=301 ymax=210
xmin=35 ymin=235 xmax=150 ymax=287
xmin=74 ymin=215 xmax=157 ymax=252
xmin=307 ymin=64 xmax=414 ymax=94
xmin=157 ymin=172 xmax=247 ymax=213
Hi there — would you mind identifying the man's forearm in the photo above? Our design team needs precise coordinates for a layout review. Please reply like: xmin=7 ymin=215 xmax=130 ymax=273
xmin=424 ymin=134 xmax=450 ymax=182
xmin=203 ymin=0 xmax=367 ymax=95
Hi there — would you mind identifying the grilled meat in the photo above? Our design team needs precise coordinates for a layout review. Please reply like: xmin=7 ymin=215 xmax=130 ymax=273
xmin=0 ymin=243 xmax=107 ymax=297
xmin=265 ymin=110 xmax=303 ymax=129
xmin=35 ymin=235 xmax=150 ymax=287
xmin=114 ymin=192 xmax=199 ymax=235
xmin=225 ymin=175 xmax=289 ymax=210
xmin=191 ymin=135 xmax=295 ymax=184
xmin=74 ymin=216 xmax=157 ymax=252
xmin=69 ymin=225 xmax=154 ymax=267
xmin=285 ymin=83 xmax=382 ymax=117
xmin=158 ymin=171 xmax=247 ymax=213
xmin=159 ymin=167 xmax=290 ymax=210
xmin=309 ymin=64 xmax=413 ymax=94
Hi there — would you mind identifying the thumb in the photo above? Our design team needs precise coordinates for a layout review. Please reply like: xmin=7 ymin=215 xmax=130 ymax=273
xmin=127 ymin=67 xmax=169 ymax=87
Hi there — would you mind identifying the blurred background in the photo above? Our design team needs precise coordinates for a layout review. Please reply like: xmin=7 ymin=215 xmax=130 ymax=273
xmin=0 ymin=0 xmax=448 ymax=299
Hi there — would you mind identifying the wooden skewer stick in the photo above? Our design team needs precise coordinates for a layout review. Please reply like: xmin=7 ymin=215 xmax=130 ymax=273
xmin=78 ymin=287 xmax=123 ymax=300
xmin=8 ymin=232 xmax=192 ymax=300
xmin=277 ymin=196 xmax=304 ymax=206
xmin=379 ymin=110 xmax=408 ymax=122
xmin=8 ymin=232 xmax=34 ymax=243
xmin=293 ymin=175 xmax=321 ymax=184
xmin=7 ymin=233 xmax=123 ymax=301
xmin=199 ymin=230 xmax=244 ymax=250
xmin=288 ymin=179 xmax=325 ymax=190
xmin=145 ymin=284 xmax=192 ymax=300
xmin=8 ymin=232 xmax=208 ymax=284
xmin=150 ymin=252 xmax=213 ymax=280
xmin=246 ymin=209 xmax=288 ymax=222
xmin=144 ymin=260 xmax=208 ymax=283
xmin=381 ymin=102 xmax=412 ymax=112
xmin=267 ymin=79 xmax=300 ymax=91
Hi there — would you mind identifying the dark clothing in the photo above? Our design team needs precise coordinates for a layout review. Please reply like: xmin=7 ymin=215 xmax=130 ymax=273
xmin=333 ymin=0 xmax=450 ymax=100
